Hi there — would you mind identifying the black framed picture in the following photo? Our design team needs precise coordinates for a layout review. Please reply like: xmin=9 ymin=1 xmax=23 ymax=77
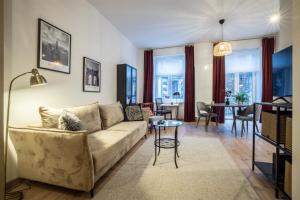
xmin=38 ymin=18 xmax=71 ymax=74
xmin=83 ymin=57 xmax=101 ymax=93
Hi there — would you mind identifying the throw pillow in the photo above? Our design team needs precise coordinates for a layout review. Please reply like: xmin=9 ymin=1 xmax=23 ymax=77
xmin=39 ymin=102 xmax=102 ymax=133
xmin=99 ymin=102 xmax=124 ymax=129
xmin=125 ymin=105 xmax=144 ymax=121
xmin=58 ymin=110 xmax=83 ymax=131
xmin=39 ymin=107 xmax=62 ymax=128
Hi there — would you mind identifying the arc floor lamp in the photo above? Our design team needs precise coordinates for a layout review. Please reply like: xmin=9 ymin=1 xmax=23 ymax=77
xmin=4 ymin=68 xmax=47 ymax=200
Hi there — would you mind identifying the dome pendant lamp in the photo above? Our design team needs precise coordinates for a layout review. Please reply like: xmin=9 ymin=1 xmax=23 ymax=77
xmin=213 ymin=19 xmax=232 ymax=57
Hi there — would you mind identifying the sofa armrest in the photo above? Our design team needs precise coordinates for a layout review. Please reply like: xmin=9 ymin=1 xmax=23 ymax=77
xmin=9 ymin=127 xmax=94 ymax=192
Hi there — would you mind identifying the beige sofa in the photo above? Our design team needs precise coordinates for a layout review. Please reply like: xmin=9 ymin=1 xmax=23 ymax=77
xmin=9 ymin=102 xmax=148 ymax=196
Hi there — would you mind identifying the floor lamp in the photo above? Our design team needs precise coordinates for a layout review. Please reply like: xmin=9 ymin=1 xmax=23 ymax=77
xmin=4 ymin=68 xmax=47 ymax=200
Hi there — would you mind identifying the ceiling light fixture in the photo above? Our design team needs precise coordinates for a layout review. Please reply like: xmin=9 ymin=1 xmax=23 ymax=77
xmin=213 ymin=19 xmax=232 ymax=57
xmin=270 ymin=14 xmax=280 ymax=23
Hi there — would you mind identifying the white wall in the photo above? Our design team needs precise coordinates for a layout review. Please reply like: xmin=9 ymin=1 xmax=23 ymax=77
xmin=230 ymin=39 xmax=261 ymax=50
xmin=277 ymin=0 xmax=292 ymax=51
xmin=137 ymin=49 xmax=144 ymax=103
xmin=194 ymin=42 xmax=213 ymax=111
xmin=4 ymin=0 xmax=142 ymax=181
xmin=292 ymin=0 xmax=300 ymax=198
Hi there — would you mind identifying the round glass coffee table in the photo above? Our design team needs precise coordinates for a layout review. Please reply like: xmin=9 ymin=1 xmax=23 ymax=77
xmin=152 ymin=120 xmax=183 ymax=168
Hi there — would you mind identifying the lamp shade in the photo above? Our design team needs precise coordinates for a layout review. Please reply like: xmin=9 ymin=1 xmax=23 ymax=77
xmin=30 ymin=68 xmax=47 ymax=86
xmin=213 ymin=42 xmax=232 ymax=57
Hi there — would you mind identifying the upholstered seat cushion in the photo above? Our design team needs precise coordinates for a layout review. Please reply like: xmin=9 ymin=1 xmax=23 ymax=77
xmin=88 ymin=121 xmax=147 ymax=175
xmin=39 ymin=102 xmax=102 ymax=133
xmin=235 ymin=115 xmax=253 ymax=121
xmin=200 ymin=112 xmax=218 ymax=117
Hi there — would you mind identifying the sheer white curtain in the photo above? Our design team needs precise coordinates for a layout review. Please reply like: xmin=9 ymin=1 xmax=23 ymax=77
xmin=225 ymin=48 xmax=262 ymax=103
xmin=153 ymin=54 xmax=185 ymax=102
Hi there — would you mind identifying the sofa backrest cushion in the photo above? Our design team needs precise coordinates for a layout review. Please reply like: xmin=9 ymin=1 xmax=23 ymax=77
xmin=39 ymin=107 xmax=61 ymax=128
xmin=99 ymin=102 xmax=124 ymax=129
xmin=39 ymin=102 xmax=102 ymax=133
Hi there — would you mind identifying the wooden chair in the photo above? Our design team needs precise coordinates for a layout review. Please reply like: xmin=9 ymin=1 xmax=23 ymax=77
xmin=140 ymin=102 xmax=154 ymax=112
xmin=140 ymin=102 xmax=164 ymax=133
xmin=235 ymin=104 xmax=262 ymax=136
xmin=196 ymin=101 xmax=219 ymax=128
xmin=155 ymin=98 xmax=172 ymax=120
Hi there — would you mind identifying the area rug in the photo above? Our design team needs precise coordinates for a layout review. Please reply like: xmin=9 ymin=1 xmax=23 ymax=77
xmin=94 ymin=137 xmax=259 ymax=200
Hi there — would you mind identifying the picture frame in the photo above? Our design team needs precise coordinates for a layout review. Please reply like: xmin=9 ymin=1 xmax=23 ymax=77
xmin=37 ymin=18 xmax=71 ymax=74
xmin=83 ymin=57 xmax=101 ymax=93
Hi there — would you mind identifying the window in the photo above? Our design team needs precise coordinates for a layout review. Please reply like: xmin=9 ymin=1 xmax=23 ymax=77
xmin=153 ymin=55 xmax=185 ymax=102
xmin=225 ymin=48 xmax=262 ymax=117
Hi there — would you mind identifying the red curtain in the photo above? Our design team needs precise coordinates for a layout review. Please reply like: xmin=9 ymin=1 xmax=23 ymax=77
xmin=184 ymin=46 xmax=195 ymax=122
xmin=143 ymin=50 xmax=154 ymax=103
xmin=212 ymin=45 xmax=225 ymax=123
xmin=262 ymin=37 xmax=274 ymax=107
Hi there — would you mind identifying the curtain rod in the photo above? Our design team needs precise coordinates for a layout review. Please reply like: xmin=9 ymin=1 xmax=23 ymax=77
xmin=148 ymin=34 xmax=278 ymax=51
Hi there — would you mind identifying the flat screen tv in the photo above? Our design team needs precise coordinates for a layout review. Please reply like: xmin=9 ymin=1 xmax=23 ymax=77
xmin=272 ymin=46 xmax=293 ymax=97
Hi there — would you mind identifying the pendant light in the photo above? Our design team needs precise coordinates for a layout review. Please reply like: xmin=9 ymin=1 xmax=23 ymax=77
xmin=213 ymin=19 xmax=232 ymax=57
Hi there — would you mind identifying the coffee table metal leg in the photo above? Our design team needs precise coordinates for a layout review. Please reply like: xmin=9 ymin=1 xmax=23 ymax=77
xmin=153 ymin=126 xmax=157 ymax=166
xmin=158 ymin=127 xmax=161 ymax=155
xmin=174 ymin=127 xmax=178 ymax=168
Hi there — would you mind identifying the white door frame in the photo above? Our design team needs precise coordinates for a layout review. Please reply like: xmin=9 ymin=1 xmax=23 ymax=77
xmin=0 ymin=0 xmax=5 ymax=199
xmin=293 ymin=0 xmax=300 ymax=198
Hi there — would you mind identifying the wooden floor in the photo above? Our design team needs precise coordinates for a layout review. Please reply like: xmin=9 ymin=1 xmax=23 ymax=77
xmin=18 ymin=120 xmax=280 ymax=200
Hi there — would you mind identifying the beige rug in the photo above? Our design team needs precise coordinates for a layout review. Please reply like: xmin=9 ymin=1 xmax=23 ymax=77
xmin=95 ymin=137 xmax=259 ymax=200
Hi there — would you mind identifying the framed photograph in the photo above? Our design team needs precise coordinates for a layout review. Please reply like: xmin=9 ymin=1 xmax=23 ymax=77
xmin=38 ymin=18 xmax=71 ymax=74
xmin=83 ymin=57 xmax=101 ymax=93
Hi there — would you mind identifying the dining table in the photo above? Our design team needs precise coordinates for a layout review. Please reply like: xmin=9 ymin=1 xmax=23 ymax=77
xmin=205 ymin=103 xmax=249 ymax=136
xmin=160 ymin=103 xmax=180 ymax=120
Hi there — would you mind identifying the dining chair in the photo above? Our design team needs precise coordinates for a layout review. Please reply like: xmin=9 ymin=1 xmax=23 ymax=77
xmin=155 ymin=98 xmax=172 ymax=120
xmin=140 ymin=102 xmax=164 ymax=134
xmin=235 ymin=104 xmax=262 ymax=136
xmin=196 ymin=101 xmax=219 ymax=128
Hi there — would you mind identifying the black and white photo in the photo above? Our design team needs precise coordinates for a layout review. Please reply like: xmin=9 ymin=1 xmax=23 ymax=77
xmin=83 ymin=57 xmax=101 ymax=92
xmin=38 ymin=19 xmax=71 ymax=73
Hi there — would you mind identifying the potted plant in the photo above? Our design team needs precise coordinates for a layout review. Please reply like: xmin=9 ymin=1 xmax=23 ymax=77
xmin=234 ymin=92 xmax=248 ymax=105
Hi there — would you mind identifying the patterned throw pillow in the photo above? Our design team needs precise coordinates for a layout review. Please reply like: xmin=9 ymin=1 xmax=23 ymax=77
xmin=58 ymin=110 xmax=83 ymax=131
xmin=125 ymin=105 xmax=144 ymax=121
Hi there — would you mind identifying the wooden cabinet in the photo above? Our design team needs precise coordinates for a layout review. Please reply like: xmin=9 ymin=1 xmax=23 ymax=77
xmin=117 ymin=64 xmax=137 ymax=107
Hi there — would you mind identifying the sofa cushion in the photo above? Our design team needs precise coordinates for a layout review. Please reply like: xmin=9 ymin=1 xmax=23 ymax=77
xmin=107 ymin=121 xmax=146 ymax=132
xmin=99 ymin=102 xmax=124 ymax=129
xmin=124 ymin=105 xmax=144 ymax=121
xmin=39 ymin=107 xmax=61 ymax=128
xmin=88 ymin=121 xmax=147 ymax=173
xmin=39 ymin=102 xmax=102 ymax=133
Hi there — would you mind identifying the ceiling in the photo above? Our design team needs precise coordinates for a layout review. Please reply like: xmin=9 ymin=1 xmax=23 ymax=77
xmin=89 ymin=0 xmax=279 ymax=49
